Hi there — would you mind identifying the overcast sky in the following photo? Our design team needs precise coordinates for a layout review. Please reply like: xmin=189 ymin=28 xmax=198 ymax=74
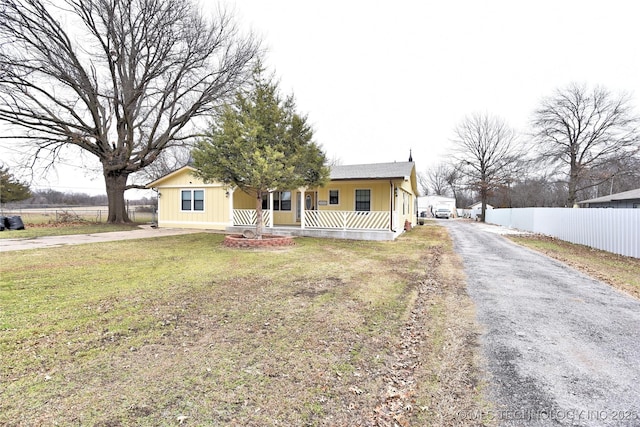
xmin=2 ymin=0 xmax=640 ymax=196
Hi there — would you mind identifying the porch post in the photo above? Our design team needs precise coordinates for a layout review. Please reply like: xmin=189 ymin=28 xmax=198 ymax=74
xmin=268 ymin=191 xmax=274 ymax=228
xmin=389 ymin=182 xmax=394 ymax=231
xmin=300 ymin=187 xmax=306 ymax=230
xmin=391 ymin=183 xmax=398 ymax=231
xmin=227 ymin=187 xmax=235 ymax=226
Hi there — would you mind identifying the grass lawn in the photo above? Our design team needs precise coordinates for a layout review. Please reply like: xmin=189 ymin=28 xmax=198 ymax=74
xmin=508 ymin=234 xmax=640 ymax=300
xmin=0 ymin=224 xmax=487 ymax=426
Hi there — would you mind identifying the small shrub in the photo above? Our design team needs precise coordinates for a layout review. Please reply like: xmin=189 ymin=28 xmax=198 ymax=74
xmin=53 ymin=210 xmax=89 ymax=224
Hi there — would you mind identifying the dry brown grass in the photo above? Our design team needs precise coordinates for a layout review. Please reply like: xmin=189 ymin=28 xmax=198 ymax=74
xmin=402 ymin=226 xmax=493 ymax=427
xmin=508 ymin=234 xmax=640 ymax=300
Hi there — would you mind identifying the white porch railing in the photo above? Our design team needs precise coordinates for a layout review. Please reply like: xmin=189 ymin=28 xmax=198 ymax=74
xmin=305 ymin=210 xmax=390 ymax=230
xmin=233 ymin=209 xmax=391 ymax=230
xmin=233 ymin=209 xmax=271 ymax=226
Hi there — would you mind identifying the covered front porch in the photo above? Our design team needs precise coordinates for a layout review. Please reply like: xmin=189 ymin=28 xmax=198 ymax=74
xmin=224 ymin=169 xmax=416 ymax=241
xmin=227 ymin=207 xmax=400 ymax=241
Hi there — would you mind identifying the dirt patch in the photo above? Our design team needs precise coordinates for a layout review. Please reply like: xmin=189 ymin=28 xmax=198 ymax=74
xmin=292 ymin=276 xmax=345 ymax=297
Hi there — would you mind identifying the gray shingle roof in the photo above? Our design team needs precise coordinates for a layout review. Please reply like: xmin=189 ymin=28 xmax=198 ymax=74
xmin=330 ymin=162 xmax=415 ymax=180
xmin=578 ymin=188 xmax=640 ymax=204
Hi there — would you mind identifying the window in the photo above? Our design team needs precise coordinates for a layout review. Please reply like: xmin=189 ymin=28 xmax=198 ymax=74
xmin=402 ymin=192 xmax=410 ymax=215
xmin=194 ymin=190 xmax=204 ymax=211
xmin=355 ymin=189 xmax=371 ymax=211
xmin=181 ymin=189 xmax=204 ymax=211
xmin=403 ymin=192 xmax=407 ymax=215
xmin=329 ymin=189 xmax=339 ymax=205
xmin=261 ymin=191 xmax=292 ymax=211
xmin=181 ymin=191 xmax=191 ymax=211
xmin=279 ymin=191 xmax=292 ymax=211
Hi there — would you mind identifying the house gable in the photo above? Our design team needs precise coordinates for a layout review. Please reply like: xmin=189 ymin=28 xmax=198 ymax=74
xmin=146 ymin=166 xmax=207 ymax=189
xmin=146 ymin=165 xmax=230 ymax=230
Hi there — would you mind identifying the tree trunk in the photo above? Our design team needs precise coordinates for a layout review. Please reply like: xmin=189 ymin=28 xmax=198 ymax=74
xmin=104 ymin=171 xmax=131 ymax=223
xmin=480 ymin=180 xmax=488 ymax=223
xmin=480 ymin=196 xmax=487 ymax=223
xmin=567 ymin=164 xmax=579 ymax=207
xmin=255 ymin=191 xmax=264 ymax=239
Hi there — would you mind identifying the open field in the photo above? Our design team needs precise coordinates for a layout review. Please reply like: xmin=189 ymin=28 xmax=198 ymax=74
xmin=508 ymin=234 xmax=640 ymax=300
xmin=1 ymin=206 xmax=154 ymax=226
xmin=0 ymin=224 xmax=487 ymax=426
xmin=0 ymin=207 xmax=153 ymax=239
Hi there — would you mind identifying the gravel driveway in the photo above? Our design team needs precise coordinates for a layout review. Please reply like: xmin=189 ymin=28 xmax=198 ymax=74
xmin=442 ymin=220 xmax=640 ymax=427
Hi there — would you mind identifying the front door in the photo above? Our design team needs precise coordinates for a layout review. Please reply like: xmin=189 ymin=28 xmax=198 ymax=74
xmin=296 ymin=191 xmax=316 ymax=222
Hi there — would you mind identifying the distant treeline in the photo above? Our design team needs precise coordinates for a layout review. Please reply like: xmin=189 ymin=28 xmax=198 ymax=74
xmin=10 ymin=189 xmax=155 ymax=207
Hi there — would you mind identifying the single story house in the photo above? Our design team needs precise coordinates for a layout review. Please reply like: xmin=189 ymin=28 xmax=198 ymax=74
xmin=577 ymin=188 xmax=640 ymax=209
xmin=146 ymin=161 xmax=418 ymax=241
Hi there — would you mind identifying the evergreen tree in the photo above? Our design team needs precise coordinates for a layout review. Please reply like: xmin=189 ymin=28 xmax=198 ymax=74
xmin=0 ymin=165 xmax=31 ymax=203
xmin=192 ymin=66 xmax=329 ymax=238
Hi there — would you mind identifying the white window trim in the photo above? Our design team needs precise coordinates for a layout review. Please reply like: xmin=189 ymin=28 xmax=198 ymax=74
xmin=267 ymin=190 xmax=292 ymax=211
xmin=180 ymin=189 xmax=205 ymax=213
xmin=354 ymin=188 xmax=371 ymax=212
xmin=328 ymin=189 xmax=340 ymax=206
xmin=279 ymin=190 xmax=292 ymax=211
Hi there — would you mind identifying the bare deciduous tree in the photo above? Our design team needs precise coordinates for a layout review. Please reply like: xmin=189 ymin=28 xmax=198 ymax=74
xmin=424 ymin=162 xmax=452 ymax=196
xmin=0 ymin=0 xmax=259 ymax=222
xmin=443 ymin=162 xmax=468 ymax=207
xmin=531 ymin=83 xmax=640 ymax=206
xmin=136 ymin=146 xmax=193 ymax=184
xmin=416 ymin=172 xmax=429 ymax=196
xmin=451 ymin=113 xmax=522 ymax=221
xmin=579 ymin=156 xmax=640 ymax=200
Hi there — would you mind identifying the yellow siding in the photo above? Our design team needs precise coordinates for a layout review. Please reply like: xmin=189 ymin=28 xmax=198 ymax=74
xmin=152 ymin=168 xmax=231 ymax=230
xmin=396 ymin=179 xmax=417 ymax=226
xmin=316 ymin=180 xmax=392 ymax=211
xmin=233 ymin=190 xmax=256 ymax=209
xmin=317 ymin=179 xmax=415 ymax=227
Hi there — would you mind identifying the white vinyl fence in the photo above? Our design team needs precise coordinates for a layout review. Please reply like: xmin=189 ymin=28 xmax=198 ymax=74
xmin=486 ymin=208 xmax=640 ymax=258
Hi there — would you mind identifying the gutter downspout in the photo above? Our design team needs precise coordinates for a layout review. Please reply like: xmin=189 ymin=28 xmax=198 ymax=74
xmin=151 ymin=187 xmax=159 ymax=228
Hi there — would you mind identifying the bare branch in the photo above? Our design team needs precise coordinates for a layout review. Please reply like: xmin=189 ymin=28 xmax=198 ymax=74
xmin=0 ymin=0 xmax=260 ymax=222
xmin=423 ymin=162 xmax=453 ymax=196
xmin=450 ymin=113 xmax=524 ymax=220
xmin=531 ymin=83 xmax=640 ymax=206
